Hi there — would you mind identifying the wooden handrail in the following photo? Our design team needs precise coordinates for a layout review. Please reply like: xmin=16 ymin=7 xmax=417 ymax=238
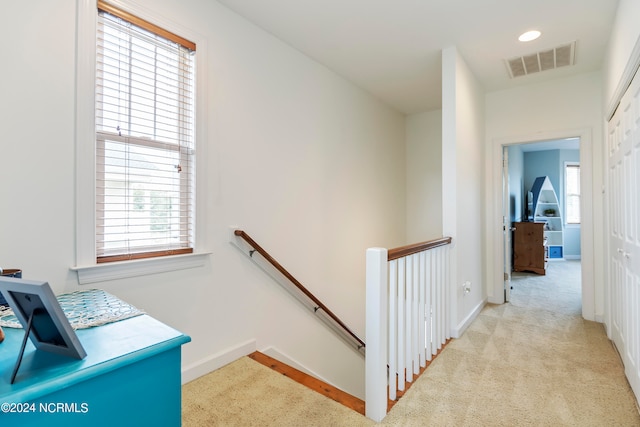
xmin=234 ymin=230 xmax=366 ymax=351
xmin=387 ymin=237 xmax=452 ymax=261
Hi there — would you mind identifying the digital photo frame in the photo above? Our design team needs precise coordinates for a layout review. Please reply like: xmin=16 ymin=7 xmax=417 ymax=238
xmin=0 ymin=277 xmax=87 ymax=383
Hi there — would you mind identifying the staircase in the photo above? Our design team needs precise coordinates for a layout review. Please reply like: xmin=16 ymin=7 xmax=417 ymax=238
xmin=248 ymin=351 xmax=365 ymax=415
xmin=230 ymin=229 xmax=453 ymax=422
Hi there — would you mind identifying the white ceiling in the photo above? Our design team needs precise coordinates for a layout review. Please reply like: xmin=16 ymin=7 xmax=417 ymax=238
xmin=216 ymin=0 xmax=619 ymax=114
xmin=519 ymin=138 xmax=580 ymax=152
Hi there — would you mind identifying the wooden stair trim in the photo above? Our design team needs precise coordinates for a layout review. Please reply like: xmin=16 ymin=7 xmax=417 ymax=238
xmin=387 ymin=338 xmax=451 ymax=411
xmin=248 ymin=351 xmax=365 ymax=415
xmin=248 ymin=339 xmax=451 ymax=416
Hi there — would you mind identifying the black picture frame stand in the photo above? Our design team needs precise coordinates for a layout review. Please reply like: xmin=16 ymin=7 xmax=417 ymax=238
xmin=10 ymin=308 xmax=40 ymax=384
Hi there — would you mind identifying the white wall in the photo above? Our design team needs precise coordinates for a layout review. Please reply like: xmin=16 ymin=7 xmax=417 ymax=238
xmin=603 ymin=0 xmax=640 ymax=112
xmin=485 ymin=72 xmax=603 ymax=321
xmin=406 ymin=110 xmax=443 ymax=241
xmin=0 ymin=0 xmax=406 ymax=398
xmin=442 ymin=47 xmax=486 ymax=336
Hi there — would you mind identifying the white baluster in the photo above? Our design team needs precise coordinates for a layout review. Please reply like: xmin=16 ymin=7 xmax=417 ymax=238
xmin=397 ymin=257 xmax=406 ymax=391
xmin=418 ymin=251 xmax=426 ymax=368
xmin=412 ymin=253 xmax=420 ymax=376
xmin=405 ymin=255 xmax=413 ymax=383
xmin=388 ymin=259 xmax=397 ymax=401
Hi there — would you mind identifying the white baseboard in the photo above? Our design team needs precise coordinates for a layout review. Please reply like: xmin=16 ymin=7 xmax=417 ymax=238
xmin=487 ymin=295 xmax=503 ymax=304
xmin=451 ymin=298 xmax=487 ymax=338
xmin=181 ymin=339 xmax=256 ymax=384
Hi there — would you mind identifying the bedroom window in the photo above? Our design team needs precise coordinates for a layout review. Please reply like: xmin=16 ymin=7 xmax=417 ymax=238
xmin=95 ymin=1 xmax=196 ymax=263
xmin=565 ymin=162 xmax=580 ymax=224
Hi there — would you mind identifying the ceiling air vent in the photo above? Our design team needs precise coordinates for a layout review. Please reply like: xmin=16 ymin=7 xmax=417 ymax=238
xmin=506 ymin=41 xmax=576 ymax=78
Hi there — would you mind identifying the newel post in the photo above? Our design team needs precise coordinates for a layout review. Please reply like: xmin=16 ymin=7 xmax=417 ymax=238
xmin=365 ymin=247 xmax=388 ymax=422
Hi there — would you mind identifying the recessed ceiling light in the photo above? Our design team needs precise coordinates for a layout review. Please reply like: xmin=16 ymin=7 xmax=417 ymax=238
xmin=519 ymin=30 xmax=541 ymax=42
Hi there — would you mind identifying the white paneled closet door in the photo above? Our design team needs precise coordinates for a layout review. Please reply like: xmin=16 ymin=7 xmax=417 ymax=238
xmin=607 ymin=70 xmax=640 ymax=400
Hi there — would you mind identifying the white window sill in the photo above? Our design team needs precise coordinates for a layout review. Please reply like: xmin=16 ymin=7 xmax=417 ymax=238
xmin=71 ymin=252 xmax=211 ymax=285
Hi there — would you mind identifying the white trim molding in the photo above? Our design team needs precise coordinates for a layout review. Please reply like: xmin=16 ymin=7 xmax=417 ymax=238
xmin=71 ymin=252 xmax=211 ymax=285
xmin=489 ymin=128 xmax=595 ymax=321
xmin=74 ymin=0 xmax=209 ymax=283
xmin=181 ymin=339 xmax=257 ymax=385
xmin=451 ymin=298 xmax=487 ymax=338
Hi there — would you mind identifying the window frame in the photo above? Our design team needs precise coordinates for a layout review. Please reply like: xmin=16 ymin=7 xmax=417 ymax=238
xmin=564 ymin=161 xmax=581 ymax=225
xmin=73 ymin=0 xmax=209 ymax=284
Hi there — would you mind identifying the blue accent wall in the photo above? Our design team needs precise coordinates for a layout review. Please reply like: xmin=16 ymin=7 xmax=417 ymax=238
xmin=523 ymin=149 xmax=581 ymax=258
xmin=524 ymin=150 xmax=561 ymax=197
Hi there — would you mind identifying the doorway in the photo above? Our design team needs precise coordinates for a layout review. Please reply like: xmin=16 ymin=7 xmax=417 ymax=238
xmin=510 ymin=260 xmax=582 ymax=315
xmin=503 ymin=137 xmax=582 ymax=310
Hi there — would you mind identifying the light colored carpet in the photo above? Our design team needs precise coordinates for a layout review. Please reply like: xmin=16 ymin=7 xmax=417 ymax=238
xmin=183 ymin=260 xmax=640 ymax=426
xmin=182 ymin=355 xmax=373 ymax=427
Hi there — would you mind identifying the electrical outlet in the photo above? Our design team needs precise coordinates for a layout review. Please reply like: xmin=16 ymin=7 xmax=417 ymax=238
xmin=462 ymin=281 xmax=471 ymax=294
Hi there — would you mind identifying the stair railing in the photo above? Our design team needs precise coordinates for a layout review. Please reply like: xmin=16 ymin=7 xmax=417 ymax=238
xmin=365 ymin=237 xmax=453 ymax=422
xmin=231 ymin=229 xmax=365 ymax=356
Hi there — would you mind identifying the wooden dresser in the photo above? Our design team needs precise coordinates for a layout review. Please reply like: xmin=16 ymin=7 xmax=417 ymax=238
xmin=0 ymin=314 xmax=190 ymax=426
xmin=513 ymin=221 xmax=547 ymax=275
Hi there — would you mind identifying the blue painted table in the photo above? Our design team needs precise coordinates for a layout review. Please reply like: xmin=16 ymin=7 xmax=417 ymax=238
xmin=0 ymin=314 xmax=190 ymax=426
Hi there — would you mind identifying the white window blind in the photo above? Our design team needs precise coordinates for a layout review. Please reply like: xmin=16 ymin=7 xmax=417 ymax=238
xmin=565 ymin=163 xmax=580 ymax=224
xmin=96 ymin=2 xmax=195 ymax=263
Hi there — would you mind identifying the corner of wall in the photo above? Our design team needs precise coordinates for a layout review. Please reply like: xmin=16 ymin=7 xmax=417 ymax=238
xmin=181 ymin=339 xmax=256 ymax=384
xmin=451 ymin=298 xmax=487 ymax=338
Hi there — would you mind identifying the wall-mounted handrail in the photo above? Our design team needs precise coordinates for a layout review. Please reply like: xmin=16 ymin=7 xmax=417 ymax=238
xmin=233 ymin=229 xmax=365 ymax=354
